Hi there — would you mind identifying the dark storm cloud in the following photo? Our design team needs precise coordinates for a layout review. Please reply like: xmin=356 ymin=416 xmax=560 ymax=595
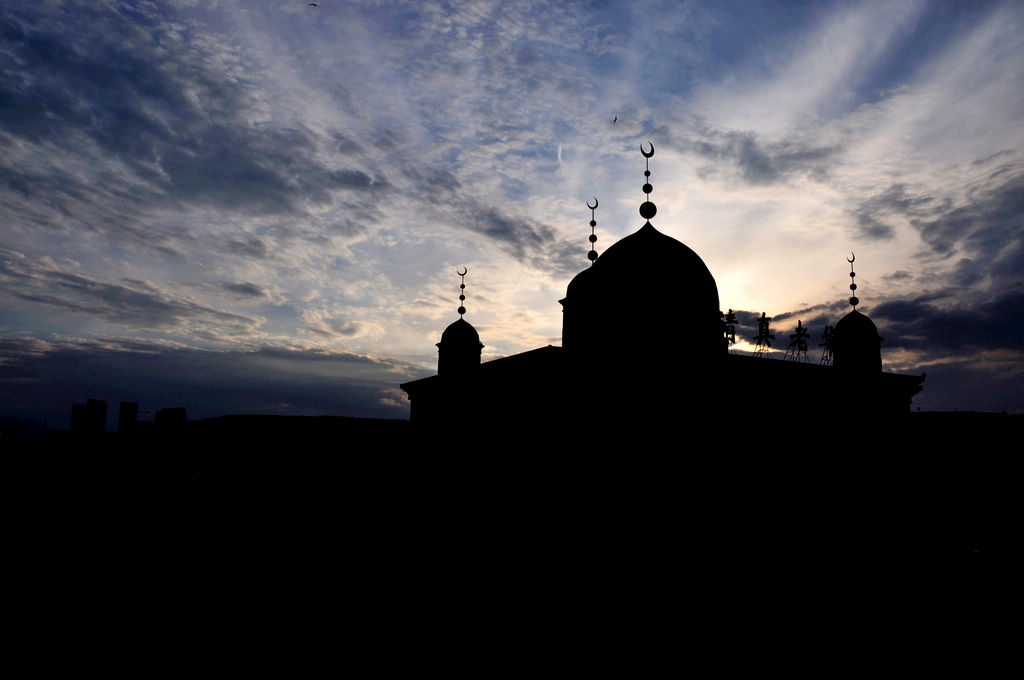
xmin=903 ymin=356 xmax=1024 ymax=413
xmin=0 ymin=248 xmax=259 ymax=333
xmin=402 ymin=166 xmax=463 ymax=201
xmin=860 ymin=183 xmax=935 ymax=216
xmin=849 ymin=184 xmax=936 ymax=241
xmin=303 ymin=316 xmax=368 ymax=339
xmin=0 ymin=3 xmax=388 ymax=246
xmin=848 ymin=172 xmax=1024 ymax=277
xmin=467 ymin=204 xmax=584 ymax=277
xmin=0 ymin=337 xmax=416 ymax=426
xmin=899 ymin=171 xmax=1024 ymax=263
xmin=401 ymin=159 xmax=581 ymax=277
xmin=851 ymin=212 xmax=895 ymax=240
xmin=222 ymin=282 xmax=268 ymax=299
xmin=672 ymin=126 xmax=839 ymax=185
xmin=226 ymin=237 xmax=270 ymax=259
xmin=0 ymin=335 xmax=51 ymax=365
xmin=764 ymin=287 xmax=1024 ymax=356
xmin=772 ymin=301 xmax=847 ymax=326
xmin=872 ymin=290 xmax=1024 ymax=352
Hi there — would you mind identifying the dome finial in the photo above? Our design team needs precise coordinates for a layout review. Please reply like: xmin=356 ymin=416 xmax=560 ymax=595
xmin=847 ymin=253 xmax=859 ymax=309
xmin=586 ymin=196 xmax=599 ymax=265
xmin=456 ymin=266 xmax=468 ymax=318
xmin=639 ymin=141 xmax=657 ymax=222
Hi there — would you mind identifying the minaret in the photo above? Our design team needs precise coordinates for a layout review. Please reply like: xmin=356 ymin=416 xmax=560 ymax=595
xmin=436 ymin=267 xmax=483 ymax=377
xmin=832 ymin=253 xmax=882 ymax=373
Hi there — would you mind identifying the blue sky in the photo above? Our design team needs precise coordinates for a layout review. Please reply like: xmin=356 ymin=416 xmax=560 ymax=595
xmin=1 ymin=0 xmax=1022 ymax=426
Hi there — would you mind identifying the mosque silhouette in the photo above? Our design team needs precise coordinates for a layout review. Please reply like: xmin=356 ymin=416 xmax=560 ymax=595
xmin=402 ymin=144 xmax=924 ymax=432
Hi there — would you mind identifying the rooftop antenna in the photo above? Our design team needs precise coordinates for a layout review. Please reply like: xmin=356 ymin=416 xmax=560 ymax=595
xmin=586 ymin=197 xmax=599 ymax=264
xmin=639 ymin=141 xmax=657 ymax=223
xmin=456 ymin=266 xmax=468 ymax=318
xmin=848 ymin=253 xmax=859 ymax=309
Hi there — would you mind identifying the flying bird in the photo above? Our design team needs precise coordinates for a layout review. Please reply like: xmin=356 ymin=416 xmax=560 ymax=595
xmin=308 ymin=2 xmax=318 ymax=6
xmin=613 ymin=115 xmax=618 ymax=124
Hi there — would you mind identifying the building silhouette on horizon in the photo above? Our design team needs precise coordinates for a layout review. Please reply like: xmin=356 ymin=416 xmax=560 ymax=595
xmin=401 ymin=144 xmax=924 ymax=430
xmin=70 ymin=398 xmax=107 ymax=434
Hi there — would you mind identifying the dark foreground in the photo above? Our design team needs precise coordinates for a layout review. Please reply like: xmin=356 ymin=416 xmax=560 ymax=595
xmin=8 ymin=412 xmax=1023 ymax=677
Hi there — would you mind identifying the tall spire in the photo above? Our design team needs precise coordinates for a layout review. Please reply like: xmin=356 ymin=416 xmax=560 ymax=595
xmin=586 ymin=197 xmax=599 ymax=264
xmin=847 ymin=253 xmax=859 ymax=309
xmin=457 ymin=266 xmax=468 ymax=318
xmin=639 ymin=141 xmax=657 ymax=223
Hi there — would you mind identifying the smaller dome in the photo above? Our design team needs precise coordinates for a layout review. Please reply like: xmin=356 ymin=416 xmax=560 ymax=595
xmin=835 ymin=309 xmax=877 ymax=334
xmin=437 ymin=317 xmax=483 ymax=377
xmin=440 ymin=317 xmax=480 ymax=345
xmin=833 ymin=309 xmax=882 ymax=372
xmin=565 ymin=261 xmax=597 ymax=299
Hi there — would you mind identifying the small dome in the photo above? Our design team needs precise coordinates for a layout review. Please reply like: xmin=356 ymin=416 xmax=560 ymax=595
xmin=440 ymin=317 xmax=480 ymax=345
xmin=437 ymin=317 xmax=483 ymax=377
xmin=833 ymin=309 xmax=882 ymax=372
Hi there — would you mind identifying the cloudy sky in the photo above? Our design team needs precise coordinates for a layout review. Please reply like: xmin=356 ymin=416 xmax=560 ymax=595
xmin=1 ymin=0 xmax=1022 ymax=427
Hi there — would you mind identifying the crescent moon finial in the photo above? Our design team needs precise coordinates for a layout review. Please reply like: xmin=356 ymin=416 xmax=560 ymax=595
xmin=847 ymin=253 xmax=855 ymax=264
xmin=457 ymin=266 xmax=468 ymax=276
xmin=640 ymin=141 xmax=655 ymax=158
xmin=587 ymin=197 xmax=598 ymax=210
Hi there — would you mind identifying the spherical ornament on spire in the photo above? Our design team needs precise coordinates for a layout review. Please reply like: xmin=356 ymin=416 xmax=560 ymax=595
xmin=456 ymin=267 xmax=469 ymax=317
xmin=585 ymin=197 xmax=599 ymax=265
xmin=638 ymin=141 xmax=657 ymax=221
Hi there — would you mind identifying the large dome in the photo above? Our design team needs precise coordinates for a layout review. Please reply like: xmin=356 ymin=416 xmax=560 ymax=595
xmin=567 ymin=222 xmax=718 ymax=305
xmin=561 ymin=222 xmax=722 ymax=359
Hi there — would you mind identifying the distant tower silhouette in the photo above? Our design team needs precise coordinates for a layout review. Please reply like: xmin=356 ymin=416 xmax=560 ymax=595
xmin=784 ymin=320 xmax=811 ymax=362
xmin=437 ymin=267 xmax=483 ymax=377
xmin=71 ymin=398 xmax=107 ymax=434
xmin=118 ymin=401 xmax=138 ymax=433
xmin=819 ymin=325 xmax=834 ymax=366
xmin=832 ymin=254 xmax=882 ymax=373
xmin=752 ymin=312 xmax=775 ymax=357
